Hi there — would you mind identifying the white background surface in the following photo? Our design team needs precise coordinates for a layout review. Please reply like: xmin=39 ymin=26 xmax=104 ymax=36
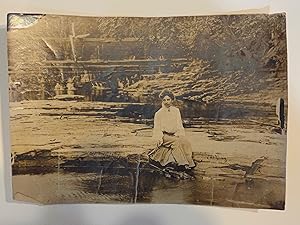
xmin=0 ymin=1 xmax=299 ymax=224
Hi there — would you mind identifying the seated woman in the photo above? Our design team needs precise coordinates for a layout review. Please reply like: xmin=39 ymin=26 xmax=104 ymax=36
xmin=149 ymin=89 xmax=195 ymax=170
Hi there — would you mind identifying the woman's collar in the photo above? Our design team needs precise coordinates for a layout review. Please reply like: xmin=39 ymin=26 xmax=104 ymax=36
xmin=162 ymin=104 xmax=172 ymax=111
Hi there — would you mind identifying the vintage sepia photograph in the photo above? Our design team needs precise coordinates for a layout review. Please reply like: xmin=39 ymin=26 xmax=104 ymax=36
xmin=7 ymin=13 xmax=287 ymax=209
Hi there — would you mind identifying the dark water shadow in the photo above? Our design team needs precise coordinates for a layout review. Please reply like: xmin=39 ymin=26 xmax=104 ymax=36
xmin=11 ymin=150 xmax=285 ymax=209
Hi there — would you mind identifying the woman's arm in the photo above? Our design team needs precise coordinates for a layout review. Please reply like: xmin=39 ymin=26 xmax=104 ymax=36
xmin=174 ymin=108 xmax=185 ymax=137
xmin=153 ymin=111 xmax=163 ymax=141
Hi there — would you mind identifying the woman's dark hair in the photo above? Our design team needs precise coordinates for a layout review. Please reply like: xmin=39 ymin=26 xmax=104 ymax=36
xmin=159 ymin=89 xmax=175 ymax=100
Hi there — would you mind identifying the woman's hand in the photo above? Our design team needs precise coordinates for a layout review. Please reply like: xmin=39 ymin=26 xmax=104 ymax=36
xmin=156 ymin=138 xmax=163 ymax=147
xmin=174 ymin=132 xmax=184 ymax=137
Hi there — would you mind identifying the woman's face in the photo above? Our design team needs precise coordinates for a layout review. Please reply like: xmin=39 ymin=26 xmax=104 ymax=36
xmin=162 ymin=95 xmax=172 ymax=108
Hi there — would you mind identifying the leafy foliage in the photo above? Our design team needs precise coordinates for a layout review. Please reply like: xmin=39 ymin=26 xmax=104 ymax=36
xmin=7 ymin=14 xmax=287 ymax=103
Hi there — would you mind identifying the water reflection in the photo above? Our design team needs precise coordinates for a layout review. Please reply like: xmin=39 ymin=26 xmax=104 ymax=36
xmin=12 ymin=152 xmax=285 ymax=209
